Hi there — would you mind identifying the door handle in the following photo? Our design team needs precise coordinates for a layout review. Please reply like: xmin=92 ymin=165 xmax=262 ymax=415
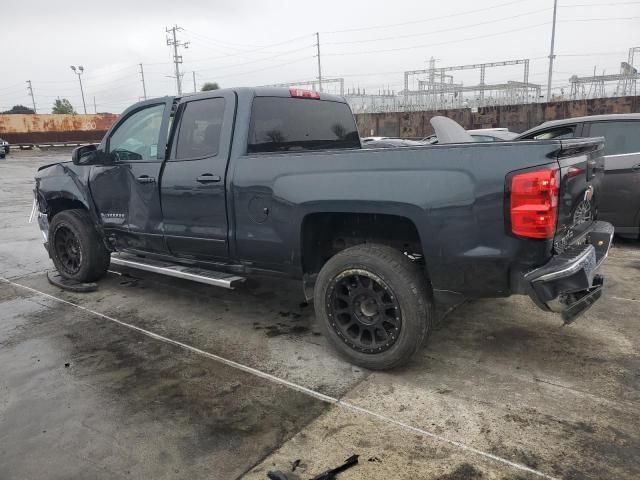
xmin=136 ymin=175 xmax=156 ymax=184
xmin=197 ymin=173 xmax=221 ymax=183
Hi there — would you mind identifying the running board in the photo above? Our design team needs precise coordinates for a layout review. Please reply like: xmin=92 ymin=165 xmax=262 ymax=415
xmin=110 ymin=253 xmax=245 ymax=289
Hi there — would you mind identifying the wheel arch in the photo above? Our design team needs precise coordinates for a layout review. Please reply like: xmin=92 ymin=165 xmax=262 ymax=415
xmin=44 ymin=195 xmax=90 ymax=221
xmin=299 ymin=210 xmax=430 ymax=300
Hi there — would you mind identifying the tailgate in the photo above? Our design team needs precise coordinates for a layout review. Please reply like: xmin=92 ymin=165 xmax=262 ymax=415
xmin=553 ymin=137 xmax=606 ymax=252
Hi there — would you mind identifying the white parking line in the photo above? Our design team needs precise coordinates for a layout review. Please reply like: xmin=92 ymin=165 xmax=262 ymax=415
xmin=0 ymin=277 xmax=558 ymax=480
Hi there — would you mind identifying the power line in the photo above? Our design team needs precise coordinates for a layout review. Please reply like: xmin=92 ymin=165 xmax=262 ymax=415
xmin=213 ymin=55 xmax=312 ymax=79
xmin=0 ymin=82 xmax=27 ymax=92
xmin=322 ymin=0 xmax=530 ymax=34
xmin=557 ymin=51 xmax=628 ymax=57
xmin=324 ymin=22 xmax=551 ymax=56
xmin=32 ymin=64 xmax=139 ymax=85
xmin=324 ymin=9 xmax=550 ymax=46
xmin=188 ymin=44 xmax=314 ymax=69
xmin=562 ymin=16 xmax=640 ymax=21
xmin=183 ymin=29 xmax=312 ymax=53
xmin=560 ymin=1 xmax=640 ymax=5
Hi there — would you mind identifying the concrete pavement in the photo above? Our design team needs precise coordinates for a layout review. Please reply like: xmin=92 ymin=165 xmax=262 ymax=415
xmin=1 ymin=150 xmax=639 ymax=479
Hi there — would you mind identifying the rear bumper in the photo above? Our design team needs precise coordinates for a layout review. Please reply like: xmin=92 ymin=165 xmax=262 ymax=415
xmin=525 ymin=221 xmax=614 ymax=323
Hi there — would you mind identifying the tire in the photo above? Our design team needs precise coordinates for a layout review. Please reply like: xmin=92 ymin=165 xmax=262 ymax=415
xmin=314 ymin=244 xmax=432 ymax=370
xmin=49 ymin=209 xmax=110 ymax=282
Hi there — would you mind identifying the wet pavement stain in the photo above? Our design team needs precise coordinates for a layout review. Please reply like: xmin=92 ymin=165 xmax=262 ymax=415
xmin=0 ymin=289 xmax=329 ymax=479
xmin=433 ymin=463 xmax=485 ymax=479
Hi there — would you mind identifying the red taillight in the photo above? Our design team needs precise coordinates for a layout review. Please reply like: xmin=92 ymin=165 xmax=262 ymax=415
xmin=289 ymin=87 xmax=320 ymax=99
xmin=510 ymin=167 xmax=560 ymax=239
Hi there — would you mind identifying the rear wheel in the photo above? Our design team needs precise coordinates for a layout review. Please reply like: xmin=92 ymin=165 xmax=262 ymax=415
xmin=314 ymin=244 xmax=432 ymax=370
xmin=49 ymin=209 xmax=110 ymax=282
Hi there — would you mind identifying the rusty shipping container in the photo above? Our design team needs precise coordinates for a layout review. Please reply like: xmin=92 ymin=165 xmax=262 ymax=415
xmin=0 ymin=114 xmax=119 ymax=144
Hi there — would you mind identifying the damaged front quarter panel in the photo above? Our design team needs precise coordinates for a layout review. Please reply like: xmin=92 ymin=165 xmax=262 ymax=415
xmin=34 ymin=162 xmax=105 ymax=247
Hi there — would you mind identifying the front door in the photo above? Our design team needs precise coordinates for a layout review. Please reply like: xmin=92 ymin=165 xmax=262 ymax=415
xmin=160 ymin=92 xmax=235 ymax=261
xmin=586 ymin=120 xmax=640 ymax=235
xmin=89 ymin=99 xmax=172 ymax=254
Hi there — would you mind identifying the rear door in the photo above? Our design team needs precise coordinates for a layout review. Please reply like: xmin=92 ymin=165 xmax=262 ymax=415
xmin=160 ymin=91 xmax=235 ymax=261
xmin=89 ymin=99 xmax=172 ymax=254
xmin=234 ymin=94 xmax=360 ymax=269
xmin=585 ymin=120 xmax=640 ymax=235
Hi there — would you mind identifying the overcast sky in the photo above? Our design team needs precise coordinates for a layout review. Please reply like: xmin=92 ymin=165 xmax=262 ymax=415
xmin=1 ymin=0 xmax=638 ymax=113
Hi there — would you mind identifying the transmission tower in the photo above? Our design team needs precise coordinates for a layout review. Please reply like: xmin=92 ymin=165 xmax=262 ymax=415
xmin=166 ymin=25 xmax=189 ymax=95
xmin=569 ymin=47 xmax=640 ymax=100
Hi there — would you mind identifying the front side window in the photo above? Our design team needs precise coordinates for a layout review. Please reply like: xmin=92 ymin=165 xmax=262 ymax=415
xmin=530 ymin=126 xmax=576 ymax=140
xmin=248 ymin=97 xmax=360 ymax=153
xmin=589 ymin=121 xmax=640 ymax=156
xmin=174 ymin=98 xmax=226 ymax=160
xmin=109 ymin=104 xmax=165 ymax=161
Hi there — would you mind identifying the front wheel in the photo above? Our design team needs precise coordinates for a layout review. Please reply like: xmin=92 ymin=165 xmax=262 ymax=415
xmin=314 ymin=244 xmax=432 ymax=370
xmin=49 ymin=209 xmax=110 ymax=283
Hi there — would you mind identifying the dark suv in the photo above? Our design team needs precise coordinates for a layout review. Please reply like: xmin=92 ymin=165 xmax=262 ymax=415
xmin=518 ymin=114 xmax=640 ymax=239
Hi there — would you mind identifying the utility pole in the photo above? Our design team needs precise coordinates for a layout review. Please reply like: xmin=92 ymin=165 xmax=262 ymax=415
xmin=93 ymin=96 xmax=97 ymax=114
xmin=546 ymin=0 xmax=558 ymax=102
xmin=139 ymin=63 xmax=147 ymax=100
xmin=166 ymin=25 xmax=189 ymax=95
xmin=193 ymin=71 xmax=197 ymax=92
xmin=315 ymin=32 xmax=323 ymax=93
xmin=26 ymin=80 xmax=36 ymax=113
xmin=70 ymin=65 xmax=87 ymax=114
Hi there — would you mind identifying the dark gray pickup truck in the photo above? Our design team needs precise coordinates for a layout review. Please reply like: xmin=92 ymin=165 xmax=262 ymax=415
xmin=33 ymin=87 xmax=613 ymax=369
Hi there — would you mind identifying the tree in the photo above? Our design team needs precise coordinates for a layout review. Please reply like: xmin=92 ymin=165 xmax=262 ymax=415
xmin=2 ymin=105 xmax=35 ymax=114
xmin=201 ymin=82 xmax=220 ymax=91
xmin=52 ymin=98 xmax=76 ymax=114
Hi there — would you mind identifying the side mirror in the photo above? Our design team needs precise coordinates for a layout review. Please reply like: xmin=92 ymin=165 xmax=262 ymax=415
xmin=72 ymin=144 xmax=100 ymax=165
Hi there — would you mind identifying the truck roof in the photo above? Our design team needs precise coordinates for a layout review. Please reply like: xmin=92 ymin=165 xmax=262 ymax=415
xmin=179 ymin=86 xmax=347 ymax=104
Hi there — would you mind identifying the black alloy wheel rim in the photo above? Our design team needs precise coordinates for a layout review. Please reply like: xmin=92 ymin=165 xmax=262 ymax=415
xmin=326 ymin=269 xmax=402 ymax=354
xmin=53 ymin=226 xmax=82 ymax=275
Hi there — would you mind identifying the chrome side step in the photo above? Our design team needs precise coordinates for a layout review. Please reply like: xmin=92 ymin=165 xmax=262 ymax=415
xmin=110 ymin=253 xmax=245 ymax=289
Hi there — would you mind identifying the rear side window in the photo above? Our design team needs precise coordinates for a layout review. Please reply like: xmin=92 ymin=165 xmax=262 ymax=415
xmin=471 ymin=135 xmax=497 ymax=142
xmin=527 ymin=126 xmax=576 ymax=140
xmin=588 ymin=121 xmax=640 ymax=155
xmin=174 ymin=98 xmax=225 ymax=160
xmin=248 ymin=97 xmax=360 ymax=153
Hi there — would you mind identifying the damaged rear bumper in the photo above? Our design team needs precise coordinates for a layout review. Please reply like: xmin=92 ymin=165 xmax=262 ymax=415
xmin=525 ymin=221 xmax=614 ymax=323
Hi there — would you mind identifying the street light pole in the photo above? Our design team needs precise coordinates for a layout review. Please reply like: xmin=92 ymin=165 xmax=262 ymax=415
xmin=70 ymin=65 xmax=87 ymax=114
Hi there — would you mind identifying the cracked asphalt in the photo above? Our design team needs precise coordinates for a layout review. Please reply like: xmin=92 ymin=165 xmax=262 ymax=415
xmin=1 ymin=149 xmax=639 ymax=480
